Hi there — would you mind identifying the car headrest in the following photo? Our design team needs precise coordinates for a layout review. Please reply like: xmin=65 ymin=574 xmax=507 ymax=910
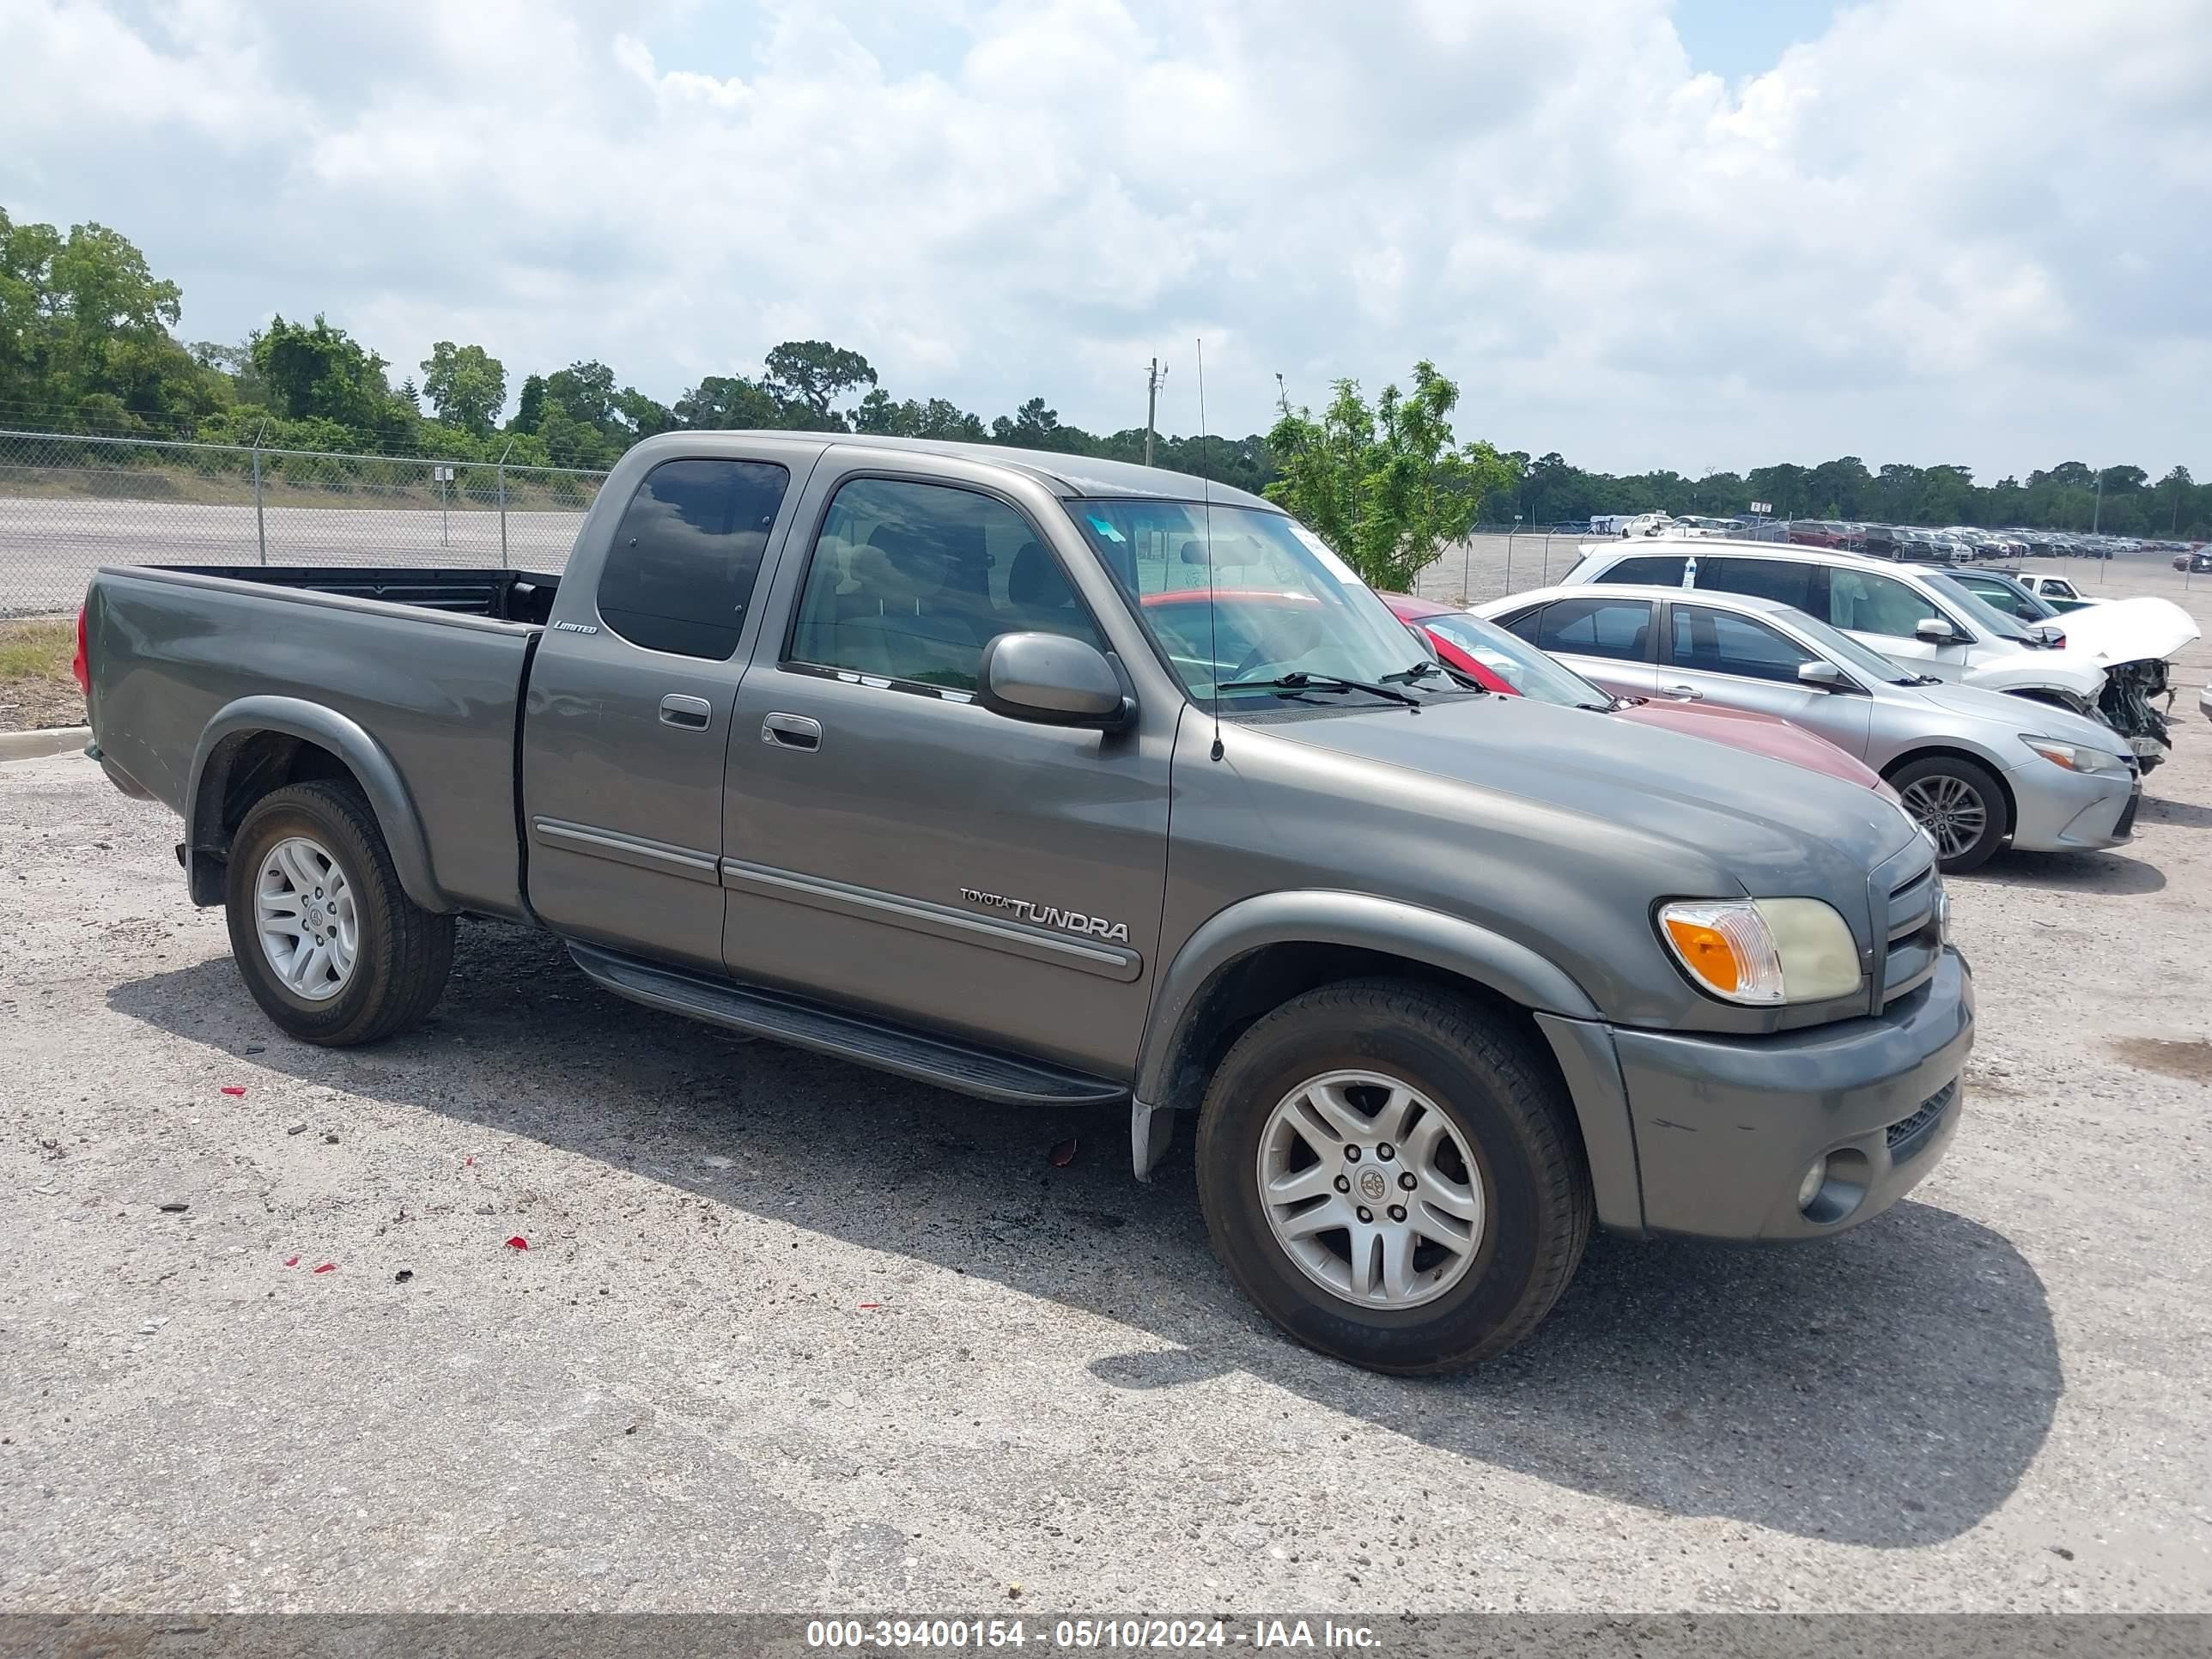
xmin=1008 ymin=542 xmax=1073 ymax=608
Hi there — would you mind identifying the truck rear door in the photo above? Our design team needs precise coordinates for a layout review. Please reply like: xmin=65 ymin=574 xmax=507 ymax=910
xmin=521 ymin=444 xmax=814 ymax=970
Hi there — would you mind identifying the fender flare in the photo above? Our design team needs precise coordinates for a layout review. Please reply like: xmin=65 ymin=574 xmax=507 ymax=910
xmin=1134 ymin=890 xmax=1599 ymax=1110
xmin=185 ymin=696 xmax=448 ymax=913
xmin=1129 ymin=892 xmax=1642 ymax=1225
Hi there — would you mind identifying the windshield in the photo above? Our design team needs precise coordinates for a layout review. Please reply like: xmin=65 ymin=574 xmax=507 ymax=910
xmin=1416 ymin=611 xmax=1613 ymax=708
xmin=1066 ymin=501 xmax=1452 ymax=703
xmin=1923 ymin=572 xmax=2045 ymax=644
xmin=1784 ymin=610 xmax=1933 ymax=685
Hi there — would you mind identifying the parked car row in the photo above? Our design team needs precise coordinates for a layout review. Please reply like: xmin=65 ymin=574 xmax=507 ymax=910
xmin=1415 ymin=537 xmax=2197 ymax=872
xmin=80 ymin=434 xmax=1982 ymax=1376
xmin=1784 ymin=522 xmax=2172 ymax=563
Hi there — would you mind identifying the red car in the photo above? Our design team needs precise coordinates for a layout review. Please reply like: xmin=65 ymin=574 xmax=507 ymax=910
xmin=1380 ymin=592 xmax=1899 ymax=799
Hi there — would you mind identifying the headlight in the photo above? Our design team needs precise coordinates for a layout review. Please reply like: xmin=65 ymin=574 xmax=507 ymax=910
xmin=1657 ymin=898 xmax=1862 ymax=1006
xmin=2021 ymin=735 xmax=2130 ymax=775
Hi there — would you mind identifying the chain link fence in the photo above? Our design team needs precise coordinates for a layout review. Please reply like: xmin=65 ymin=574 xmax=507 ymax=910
xmin=0 ymin=429 xmax=605 ymax=617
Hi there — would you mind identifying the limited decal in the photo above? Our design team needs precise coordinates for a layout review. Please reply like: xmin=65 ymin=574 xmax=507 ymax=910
xmin=550 ymin=620 xmax=600 ymax=634
xmin=960 ymin=887 xmax=1130 ymax=943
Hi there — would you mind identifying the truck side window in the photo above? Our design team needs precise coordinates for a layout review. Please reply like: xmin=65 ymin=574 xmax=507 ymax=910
xmin=1529 ymin=597 xmax=1654 ymax=662
xmin=787 ymin=477 xmax=1105 ymax=694
xmin=596 ymin=459 xmax=791 ymax=659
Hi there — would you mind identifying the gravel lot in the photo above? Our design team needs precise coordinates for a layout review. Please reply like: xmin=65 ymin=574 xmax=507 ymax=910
xmin=2 ymin=572 xmax=2209 ymax=1616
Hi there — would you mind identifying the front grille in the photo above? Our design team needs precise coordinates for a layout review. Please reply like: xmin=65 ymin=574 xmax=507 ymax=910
xmin=1887 ymin=1079 xmax=1958 ymax=1156
xmin=1877 ymin=855 xmax=1942 ymax=1010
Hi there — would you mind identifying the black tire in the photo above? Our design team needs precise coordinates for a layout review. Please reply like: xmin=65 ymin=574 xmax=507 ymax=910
xmin=1194 ymin=978 xmax=1593 ymax=1375
xmin=224 ymin=780 xmax=455 ymax=1046
xmin=1887 ymin=753 xmax=2011 ymax=873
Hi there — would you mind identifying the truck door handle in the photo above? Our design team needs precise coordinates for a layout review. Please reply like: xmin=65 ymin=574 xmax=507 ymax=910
xmin=659 ymin=694 xmax=714 ymax=730
xmin=762 ymin=712 xmax=822 ymax=751
xmin=1662 ymin=684 xmax=1703 ymax=701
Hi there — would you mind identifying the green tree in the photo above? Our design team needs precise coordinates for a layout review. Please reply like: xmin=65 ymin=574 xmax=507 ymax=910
xmin=1263 ymin=362 xmax=1516 ymax=592
xmin=252 ymin=314 xmax=394 ymax=435
xmin=510 ymin=373 xmax=546 ymax=434
xmin=419 ymin=340 xmax=506 ymax=436
xmin=673 ymin=374 xmax=782 ymax=429
xmin=762 ymin=339 xmax=877 ymax=428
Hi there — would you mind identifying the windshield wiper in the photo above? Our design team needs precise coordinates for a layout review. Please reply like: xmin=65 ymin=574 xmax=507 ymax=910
xmin=1218 ymin=672 xmax=1423 ymax=708
xmin=1381 ymin=659 xmax=1445 ymax=685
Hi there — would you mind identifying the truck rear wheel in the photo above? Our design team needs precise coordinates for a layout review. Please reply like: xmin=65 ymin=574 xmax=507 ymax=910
xmin=1194 ymin=979 xmax=1593 ymax=1375
xmin=224 ymin=780 xmax=454 ymax=1047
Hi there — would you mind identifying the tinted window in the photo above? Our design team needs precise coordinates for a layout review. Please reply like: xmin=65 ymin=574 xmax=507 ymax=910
xmin=1671 ymin=605 xmax=1818 ymax=683
xmin=596 ymin=459 xmax=790 ymax=659
xmin=1826 ymin=568 xmax=1942 ymax=639
xmin=788 ymin=477 xmax=1103 ymax=694
xmin=1594 ymin=554 xmax=1686 ymax=586
xmin=1698 ymin=556 xmax=1815 ymax=611
xmin=1531 ymin=598 xmax=1654 ymax=662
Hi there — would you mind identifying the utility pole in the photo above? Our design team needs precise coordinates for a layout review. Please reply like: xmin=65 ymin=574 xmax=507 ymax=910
xmin=1143 ymin=358 xmax=1167 ymax=468
xmin=2091 ymin=467 xmax=2104 ymax=533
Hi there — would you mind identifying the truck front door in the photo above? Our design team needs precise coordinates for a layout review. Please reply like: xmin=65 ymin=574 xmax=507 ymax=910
xmin=721 ymin=457 xmax=1173 ymax=1078
xmin=523 ymin=447 xmax=811 ymax=971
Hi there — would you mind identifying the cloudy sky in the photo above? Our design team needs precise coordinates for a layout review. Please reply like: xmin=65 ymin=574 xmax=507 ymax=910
xmin=3 ymin=0 xmax=2206 ymax=477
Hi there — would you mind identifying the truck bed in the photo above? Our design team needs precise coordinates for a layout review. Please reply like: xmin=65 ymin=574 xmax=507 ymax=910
xmin=152 ymin=565 xmax=562 ymax=624
xmin=82 ymin=562 xmax=551 ymax=920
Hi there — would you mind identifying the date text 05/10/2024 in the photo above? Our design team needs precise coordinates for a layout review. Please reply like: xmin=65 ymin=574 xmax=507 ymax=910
xmin=804 ymin=1619 xmax=1382 ymax=1650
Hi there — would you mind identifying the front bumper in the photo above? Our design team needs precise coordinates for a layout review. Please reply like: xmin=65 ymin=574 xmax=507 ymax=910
xmin=2004 ymin=755 xmax=2138 ymax=852
xmin=1596 ymin=949 xmax=1974 ymax=1241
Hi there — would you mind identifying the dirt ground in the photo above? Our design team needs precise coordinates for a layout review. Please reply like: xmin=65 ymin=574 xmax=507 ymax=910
xmin=1 ymin=572 xmax=2208 ymax=1613
xmin=0 ymin=617 xmax=82 ymax=732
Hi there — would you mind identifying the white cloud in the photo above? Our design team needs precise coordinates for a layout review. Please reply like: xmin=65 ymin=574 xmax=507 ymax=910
xmin=1 ymin=0 xmax=2206 ymax=477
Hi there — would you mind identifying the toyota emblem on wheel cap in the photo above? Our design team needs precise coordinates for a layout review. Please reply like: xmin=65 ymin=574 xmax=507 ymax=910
xmin=1357 ymin=1168 xmax=1389 ymax=1203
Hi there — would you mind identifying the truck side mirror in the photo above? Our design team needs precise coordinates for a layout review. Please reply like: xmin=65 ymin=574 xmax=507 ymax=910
xmin=1914 ymin=617 xmax=1959 ymax=644
xmin=1796 ymin=659 xmax=1850 ymax=690
xmin=978 ymin=632 xmax=1133 ymax=732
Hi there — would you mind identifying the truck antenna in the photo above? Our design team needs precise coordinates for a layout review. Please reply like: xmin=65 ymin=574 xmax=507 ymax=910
xmin=1197 ymin=337 xmax=1222 ymax=762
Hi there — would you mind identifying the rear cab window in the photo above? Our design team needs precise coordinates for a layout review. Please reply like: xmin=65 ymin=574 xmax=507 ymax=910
xmin=595 ymin=458 xmax=792 ymax=659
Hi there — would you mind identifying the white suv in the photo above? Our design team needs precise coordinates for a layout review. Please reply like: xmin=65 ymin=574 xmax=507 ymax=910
xmin=1551 ymin=538 xmax=2197 ymax=767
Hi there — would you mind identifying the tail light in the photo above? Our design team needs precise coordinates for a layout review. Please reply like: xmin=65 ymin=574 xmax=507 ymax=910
xmin=71 ymin=605 xmax=89 ymax=696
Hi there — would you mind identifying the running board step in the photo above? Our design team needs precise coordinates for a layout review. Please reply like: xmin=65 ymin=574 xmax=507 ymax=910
xmin=566 ymin=941 xmax=1128 ymax=1108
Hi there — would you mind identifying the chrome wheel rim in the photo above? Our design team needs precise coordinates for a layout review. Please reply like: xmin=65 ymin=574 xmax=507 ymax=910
xmin=1899 ymin=775 xmax=1988 ymax=860
xmin=255 ymin=836 xmax=357 ymax=1001
xmin=1255 ymin=1069 xmax=1485 ymax=1310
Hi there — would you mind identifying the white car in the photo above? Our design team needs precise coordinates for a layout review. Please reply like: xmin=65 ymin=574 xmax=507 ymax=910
xmin=1550 ymin=538 xmax=2199 ymax=768
xmin=2014 ymin=572 xmax=2102 ymax=609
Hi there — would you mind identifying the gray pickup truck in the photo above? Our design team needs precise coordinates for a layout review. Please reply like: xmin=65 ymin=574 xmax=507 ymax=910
xmin=81 ymin=432 xmax=1974 ymax=1372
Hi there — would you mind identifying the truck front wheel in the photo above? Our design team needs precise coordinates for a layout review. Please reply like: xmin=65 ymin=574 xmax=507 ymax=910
xmin=1194 ymin=979 xmax=1593 ymax=1374
xmin=224 ymin=780 xmax=455 ymax=1047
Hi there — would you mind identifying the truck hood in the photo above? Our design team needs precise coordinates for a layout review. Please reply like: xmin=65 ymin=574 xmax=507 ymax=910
xmin=2041 ymin=596 xmax=2199 ymax=666
xmin=1261 ymin=694 xmax=1923 ymax=894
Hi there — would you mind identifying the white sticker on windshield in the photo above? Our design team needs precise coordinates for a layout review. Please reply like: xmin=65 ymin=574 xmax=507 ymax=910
xmin=1288 ymin=522 xmax=1364 ymax=586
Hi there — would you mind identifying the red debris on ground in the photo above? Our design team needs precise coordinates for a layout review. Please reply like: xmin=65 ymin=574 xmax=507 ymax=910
xmin=220 ymin=1086 xmax=246 ymax=1097
xmin=283 ymin=1255 xmax=300 ymax=1267
xmin=312 ymin=1262 xmax=335 ymax=1273
xmin=1048 ymin=1137 xmax=1079 ymax=1167
xmin=859 ymin=1302 xmax=883 ymax=1310
xmin=505 ymin=1236 xmax=528 ymax=1251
